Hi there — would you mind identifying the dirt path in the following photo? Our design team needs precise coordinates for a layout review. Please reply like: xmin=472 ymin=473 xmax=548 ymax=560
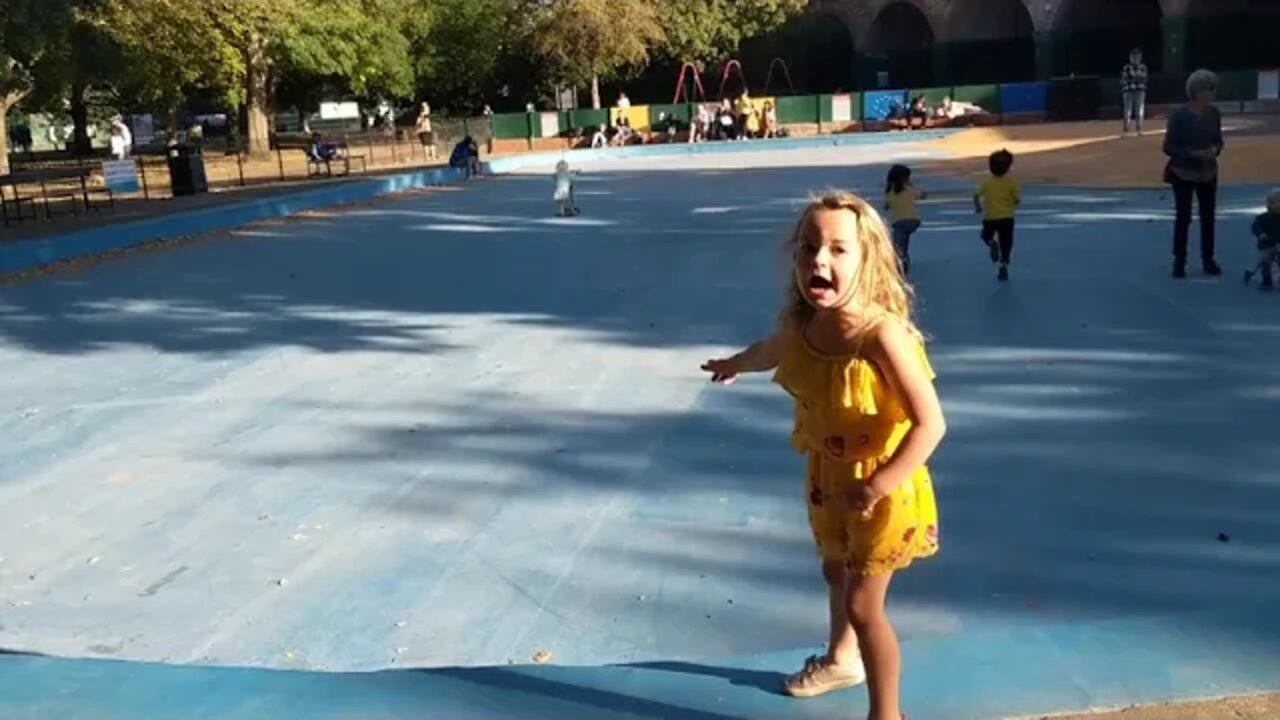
xmin=1034 ymin=693 xmax=1280 ymax=719
xmin=924 ymin=117 xmax=1280 ymax=188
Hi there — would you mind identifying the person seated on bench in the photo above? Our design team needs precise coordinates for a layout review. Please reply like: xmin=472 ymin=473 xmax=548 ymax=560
xmin=308 ymin=133 xmax=339 ymax=163
xmin=449 ymin=135 xmax=481 ymax=178
xmin=591 ymin=124 xmax=608 ymax=149
xmin=611 ymin=117 xmax=634 ymax=147
xmin=907 ymin=95 xmax=930 ymax=130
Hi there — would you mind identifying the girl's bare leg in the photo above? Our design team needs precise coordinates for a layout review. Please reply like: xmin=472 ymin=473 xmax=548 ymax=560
xmin=821 ymin=559 xmax=861 ymax=667
xmin=847 ymin=571 xmax=900 ymax=720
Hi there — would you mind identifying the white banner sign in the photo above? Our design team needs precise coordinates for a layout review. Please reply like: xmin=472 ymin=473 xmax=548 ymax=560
xmin=831 ymin=94 xmax=852 ymax=123
xmin=319 ymin=101 xmax=361 ymax=120
xmin=540 ymin=112 xmax=559 ymax=138
xmin=102 ymin=159 xmax=140 ymax=193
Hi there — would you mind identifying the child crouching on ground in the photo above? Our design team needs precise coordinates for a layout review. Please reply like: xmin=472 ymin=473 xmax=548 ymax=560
xmin=1244 ymin=189 xmax=1280 ymax=290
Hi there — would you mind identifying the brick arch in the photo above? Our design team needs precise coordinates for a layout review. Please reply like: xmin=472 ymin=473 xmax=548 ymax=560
xmin=1049 ymin=0 xmax=1165 ymax=74
xmin=863 ymin=1 xmax=938 ymax=88
xmin=812 ymin=0 xmax=970 ymax=49
xmin=946 ymin=0 xmax=1038 ymax=41
xmin=849 ymin=0 xmax=947 ymax=49
xmin=1046 ymin=0 xmax=1168 ymax=29
xmin=807 ymin=0 xmax=861 ymax=45
xmin=771 ymin=2 xmax=861 ymax=93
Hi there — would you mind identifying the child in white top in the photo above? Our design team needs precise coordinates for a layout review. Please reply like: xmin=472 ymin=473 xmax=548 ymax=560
xmin=554 ymin=160 xmax=579 ymax=216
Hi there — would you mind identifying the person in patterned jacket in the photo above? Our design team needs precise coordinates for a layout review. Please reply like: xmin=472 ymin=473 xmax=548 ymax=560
xmin=1122 ymin=48 xmax=1149 ymax=136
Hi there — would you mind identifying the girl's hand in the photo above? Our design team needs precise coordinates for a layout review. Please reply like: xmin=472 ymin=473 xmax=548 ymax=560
xmin=701 ymin=357 xmax=741 ymax=384
xmin=849 ymin=483 xmax=887 ymax=518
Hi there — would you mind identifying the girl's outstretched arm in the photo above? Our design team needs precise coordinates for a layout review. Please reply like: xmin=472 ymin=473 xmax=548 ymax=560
xmin=852 ymin=320 xmax=946 ymax=510
xmin=701 ymin=333 xmax=783 ymax=384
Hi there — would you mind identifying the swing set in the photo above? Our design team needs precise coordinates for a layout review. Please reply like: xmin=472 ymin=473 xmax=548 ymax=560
xmin=671 ymin=57 xmax=795 ymax=105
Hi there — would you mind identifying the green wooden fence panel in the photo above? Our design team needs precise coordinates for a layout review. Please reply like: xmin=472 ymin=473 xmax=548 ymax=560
xmin=648 ymin=104 xmax=692 ymax=124
xmin=952 ymin=84 xmax=1001 ymax=113
xmin=1217 ymin=69 xmax=1259 ymax=101
xmin=914 ymin=87 xmax=954 ymax=105
xmin=776 ymin=95 xmax=820 ymax=124
xmin=1099 ymin=77 xmax=1122 ymax=105
xmin=490 ymin=112 xmax=531 ymax=140
xmin=819 ymin=95 xmax=834 ymax=123
xmin=569 ymin=108 xmax=610 ymax=131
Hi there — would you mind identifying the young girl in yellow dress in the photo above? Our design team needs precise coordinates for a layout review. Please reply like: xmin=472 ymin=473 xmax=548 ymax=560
xmin=701 ymin=191 xmax=946 ymax=720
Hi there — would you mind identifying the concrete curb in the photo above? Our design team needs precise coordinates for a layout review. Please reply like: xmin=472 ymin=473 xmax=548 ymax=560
xmin=1 ymin=602 xmax=1276 ymax=720
xmin=0 ymin=167 xmax=462 ymax=275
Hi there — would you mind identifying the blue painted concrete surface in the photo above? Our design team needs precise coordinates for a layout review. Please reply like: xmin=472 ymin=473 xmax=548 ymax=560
xmin=2 ymin=144 xmax=1278 ymax=718
xmin=484 ymin=129 xmax=954 ymax=174
xmin=0 ymin=131 xmax=954 ymax=277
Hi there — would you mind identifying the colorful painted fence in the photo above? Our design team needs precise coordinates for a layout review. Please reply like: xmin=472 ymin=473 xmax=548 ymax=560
xmin=484 ymin=67 xmax=1280 ymax=142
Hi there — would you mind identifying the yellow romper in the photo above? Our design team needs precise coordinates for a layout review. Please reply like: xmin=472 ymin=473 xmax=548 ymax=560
xmin=773 ymin=328 xmax=940 ymax=576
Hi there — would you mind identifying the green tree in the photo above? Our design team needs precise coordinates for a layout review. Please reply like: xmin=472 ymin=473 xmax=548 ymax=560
xmin=0 ymin=0 xmax=76 ymax=172
xmin=530 ymin=0 xmax=665 ymax=109
xmin=84 ymin=0 xmax=251 ymax=134
xmin=277 ymin=0 xmax=416 ymax=114
xmin=24 ymin=0 xmax=130 ymax=155
xmin=92 ymin=0 xmax=414 ymax=154
xmin=657 ymin=0 xmax=807 ymax=67
xmin=409 ymin=0 xmax=536 ymax=114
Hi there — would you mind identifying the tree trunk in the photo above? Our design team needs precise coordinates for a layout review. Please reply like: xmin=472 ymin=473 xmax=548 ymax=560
xmin=591 ymin=74 xmax=601 ymax=110
xmin=70 ymin=82 xmax=92 ymax=156
xmin=244 ymin=37 xmax=272 ymax=156
xmin=0 ymin=101 xmax=10 ymax=176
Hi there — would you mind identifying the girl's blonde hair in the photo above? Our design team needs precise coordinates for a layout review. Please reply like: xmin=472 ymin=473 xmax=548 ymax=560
xmin=781 ymin=190 xmax=922 ymax=339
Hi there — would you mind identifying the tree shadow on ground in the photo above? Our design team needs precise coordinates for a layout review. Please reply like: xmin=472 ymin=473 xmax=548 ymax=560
xmin=1 ymin=160 xmax=1277 ymax=671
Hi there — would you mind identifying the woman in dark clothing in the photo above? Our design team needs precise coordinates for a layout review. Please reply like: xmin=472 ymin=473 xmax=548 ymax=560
xmin=1163 ymin=68 xmax=1223 ymax=278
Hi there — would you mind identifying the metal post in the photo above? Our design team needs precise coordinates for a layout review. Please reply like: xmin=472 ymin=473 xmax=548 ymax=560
xmin=237 ymin=151 xmax=245 ymax=187
xmin=277 ymin=146 xmax=285 ymax=180
xmin=139 ymin=157 xmax=150 ymax=200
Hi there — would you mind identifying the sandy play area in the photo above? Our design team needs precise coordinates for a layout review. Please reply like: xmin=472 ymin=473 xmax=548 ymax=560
xmin=925 ymin=117 xmax=1280 ymax=188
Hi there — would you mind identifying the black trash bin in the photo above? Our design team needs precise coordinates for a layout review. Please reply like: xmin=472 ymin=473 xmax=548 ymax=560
xmin=167 ymin=143 xmax=208 ymax=196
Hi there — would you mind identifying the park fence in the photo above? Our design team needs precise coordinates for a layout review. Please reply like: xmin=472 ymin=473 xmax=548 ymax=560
xmin=6 ymin=67 xmax=1277 ymax=218
xmin=6 ymin=117 xmax=496 ymax=205
xmin=485 ymin=68 xmax=1280 ymax=152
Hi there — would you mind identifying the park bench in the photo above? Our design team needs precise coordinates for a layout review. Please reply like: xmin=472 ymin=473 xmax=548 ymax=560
xmin=279 ymin=138 xmax=368 ymax=178
xmin=0 ymin=166 xmax=114 ymax=226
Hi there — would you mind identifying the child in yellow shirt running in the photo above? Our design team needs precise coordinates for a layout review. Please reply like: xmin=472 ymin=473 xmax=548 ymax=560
xmin=974 ymin=149 xmax=1020 ymax=281
xmin=884 ymin=164 xmax=927 ymax=276
xmin=702 ymin=191 xmax=946 ymax=720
